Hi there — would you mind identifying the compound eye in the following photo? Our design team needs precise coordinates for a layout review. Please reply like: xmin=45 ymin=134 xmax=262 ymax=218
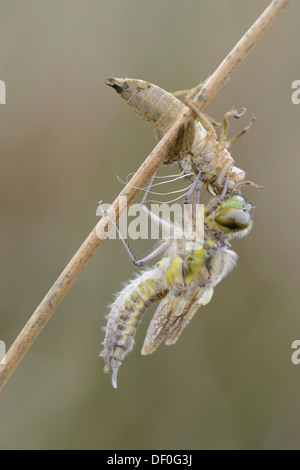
xmin=215 ymin=208 xmax=250 ymax=230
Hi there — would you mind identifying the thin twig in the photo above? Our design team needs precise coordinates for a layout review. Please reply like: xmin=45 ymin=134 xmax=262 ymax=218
xmin=0 ymin=0 xmax=291 ymax=392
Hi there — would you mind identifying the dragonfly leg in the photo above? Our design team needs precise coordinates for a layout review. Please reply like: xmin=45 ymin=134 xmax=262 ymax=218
xmin=226 ymin=116 xmax=256 ymax=149
xmin=138 ymin=170 xmax=178 ymax=235
xmin=184 ymin=169 xmax=202 ymax=205
xmin=186 ymin=98 xmax=216 ymax=138
xmin=192 ymin=182 xmax=202 ymax=233
xmin=235 ymin=179 xmax=263 ymax=190
xmin=172 ymin=78 xmax=207 ymax=101
xmin=139 ymin=204 xmax=178 ymax=237
xmin=218 ymin=108 xmax=247 ymax=151
xmin=205 ymin=170 xmax=231 ymax=217
xmin=171 ymin=88 xmax=221 ymax=128
xmin=128 ymin=240 xmax=171 ymax=266
xmin=171 ymin=80 xmax=217 ymax=138
xmin=182 ymin=82 xmax=217 ymax=138
xmin=171 ymin=85 xmax=201 ymax=99
xmin=216 ymin=170 xmax=230 ymax=205
xmin=98 ymin=201 xmax=171 ymax=266
xmin=140 ymin=171 xmax=157 ymax=205
xmin=183 ymin=169 xmax=202 ymax=231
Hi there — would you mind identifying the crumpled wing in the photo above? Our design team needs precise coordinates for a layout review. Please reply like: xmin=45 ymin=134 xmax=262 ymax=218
xmin=141 ymin=287 xmax=213 ymax=355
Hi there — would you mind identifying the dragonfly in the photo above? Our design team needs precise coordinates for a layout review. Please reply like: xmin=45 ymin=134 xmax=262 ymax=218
xmin=100 ymin=186 xmax=253 ymax=388
xmin=106 ymin=77 xmax=261 ymax=199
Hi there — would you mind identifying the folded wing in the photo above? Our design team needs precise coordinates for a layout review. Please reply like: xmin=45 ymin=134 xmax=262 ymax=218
xmin=141 ymin=287 xmax=214 ymax=355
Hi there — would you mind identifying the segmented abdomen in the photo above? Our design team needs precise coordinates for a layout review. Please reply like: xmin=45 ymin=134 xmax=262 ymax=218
xmin=100 ymin=268 xmax=168 ymax=388
xmin=107 ymin=77 xmax=250 ymax=192
xmin=106 ymin=77 xmax=185 ymax=135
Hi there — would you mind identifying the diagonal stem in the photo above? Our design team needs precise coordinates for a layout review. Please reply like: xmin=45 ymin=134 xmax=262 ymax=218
xmin=0 ymin=0 xmax=291 ymax=392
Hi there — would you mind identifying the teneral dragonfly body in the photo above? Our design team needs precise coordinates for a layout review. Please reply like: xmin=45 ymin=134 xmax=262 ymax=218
xmin=100 ymin=195 xmax=253 ymax=388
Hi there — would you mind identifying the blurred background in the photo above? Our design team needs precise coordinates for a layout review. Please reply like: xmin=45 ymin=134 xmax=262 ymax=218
xmin=0 ymin=0 xmax=299 ymax=450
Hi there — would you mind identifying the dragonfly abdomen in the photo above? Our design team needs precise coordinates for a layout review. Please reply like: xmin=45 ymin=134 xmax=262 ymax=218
xmin=101 ymin=269 xmax=168 ymax=388
xmin=106 ymin=77 xmax=185 ymax=135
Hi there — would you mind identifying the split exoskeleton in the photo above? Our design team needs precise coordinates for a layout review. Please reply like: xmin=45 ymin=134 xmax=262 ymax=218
xmin=106 ymin=77 xmax=261 ymax=197
xmin=101 ymin=77 xmax=258 ymax=388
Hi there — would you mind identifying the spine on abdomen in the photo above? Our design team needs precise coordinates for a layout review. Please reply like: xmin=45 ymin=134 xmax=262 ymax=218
xmin=100 ymin=268 xmax=168 ymax=388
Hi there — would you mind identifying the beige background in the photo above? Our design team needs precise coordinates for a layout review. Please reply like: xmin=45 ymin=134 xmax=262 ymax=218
xmin=0 ymin=0 xmax=299 ymax=450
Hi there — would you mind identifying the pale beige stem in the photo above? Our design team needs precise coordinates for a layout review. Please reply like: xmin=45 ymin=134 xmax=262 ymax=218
xmin=0 ymin=0 xmax=291 ymax=392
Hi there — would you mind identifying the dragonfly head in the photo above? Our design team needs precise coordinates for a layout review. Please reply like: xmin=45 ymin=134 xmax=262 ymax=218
xmin=210 ymin=195 xmax=253 ymax=238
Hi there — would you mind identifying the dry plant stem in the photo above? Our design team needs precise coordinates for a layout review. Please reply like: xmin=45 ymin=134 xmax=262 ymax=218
xmin=0 ymin=0 xmax=290 ymax=392
xmin=193 ymin=0 xmax=291 ymax=107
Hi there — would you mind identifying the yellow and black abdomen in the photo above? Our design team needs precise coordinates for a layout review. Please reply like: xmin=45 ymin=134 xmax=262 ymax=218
xmin=100 ymin=268 xmax=168 ymax=388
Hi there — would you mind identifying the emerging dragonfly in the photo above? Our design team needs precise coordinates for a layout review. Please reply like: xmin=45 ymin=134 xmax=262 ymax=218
xmin=100 ymin=186 xmax=253 ymax=388
xmin=106 ymin=77 xmax=261 ymax=198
